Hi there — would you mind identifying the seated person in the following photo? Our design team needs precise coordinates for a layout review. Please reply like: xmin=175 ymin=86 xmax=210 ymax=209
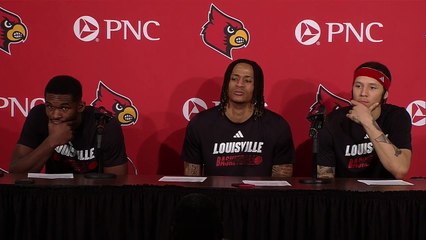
xmin=317 ymin=61 xmax=412 ymax=179
xmin=10 ymin=75 xmax=128 ymax=174
xmin=181 ymin=59 xmax=296 ymax=177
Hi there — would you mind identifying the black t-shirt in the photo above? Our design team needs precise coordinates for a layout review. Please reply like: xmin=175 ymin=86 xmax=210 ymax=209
xmin=17 ymin=104 xmax=128 ymax=173
xmin=181 ymin=106 xmax=296 ymax=176
xmin=318 ymin=104 xmax=412 ymax=178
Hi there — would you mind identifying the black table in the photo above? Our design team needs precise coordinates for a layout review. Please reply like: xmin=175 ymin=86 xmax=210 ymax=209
xmin=1 ymin=174 xmax=425 ymax=240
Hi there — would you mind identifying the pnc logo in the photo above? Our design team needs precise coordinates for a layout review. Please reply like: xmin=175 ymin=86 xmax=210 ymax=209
xmin=0 ymin=96 xmax=44 ymax=117
xmin=74 ymin=16 xmax=99 ymax=42
xmin=295 ymin=19 xmax=383 ymax=45
xmin=406 ymin=100 xmax=426 ymax=127
xmin=182 ymin=98 xmax=208 ymax=121
xmin=73 ymin=15 xmax=160 ymax=42
xmin=295 ymin=20 xmax=321 ymax=46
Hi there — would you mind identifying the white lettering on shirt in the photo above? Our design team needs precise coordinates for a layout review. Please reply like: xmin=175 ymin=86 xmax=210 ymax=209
xmin=212 ymin=141 xmax=264 ymax=154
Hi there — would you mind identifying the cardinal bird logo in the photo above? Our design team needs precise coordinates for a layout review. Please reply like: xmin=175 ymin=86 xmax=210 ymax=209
xmin=0 ymin=7 xmax=27 ymax=55
xmin=309 ymin=84 xmax=351 ymax=116
xmin=201 ymin=4 xmax=249 ymax=59
xmin=91 ymin=81 xmax=138 ymax=126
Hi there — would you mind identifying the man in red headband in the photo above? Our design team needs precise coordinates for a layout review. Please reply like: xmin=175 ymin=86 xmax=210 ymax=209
xmin=317 ymin=61 xmax=412 ymax=179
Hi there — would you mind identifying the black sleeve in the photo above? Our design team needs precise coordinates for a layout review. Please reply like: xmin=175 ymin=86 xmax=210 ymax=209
xmin=101 ymin=118 xmax=128 ymax=167
xmin=273 ymin=119 xmax=296 ymax=165
xmin=317 ymin=116 xmax=336 ymax=167
xmin=387 ymin=108 xmax=412 ymax=150
xmin=181 ymin=119 xmax=202 ymax=165
xmin=17 ymin=105 xmax=48 ymax=149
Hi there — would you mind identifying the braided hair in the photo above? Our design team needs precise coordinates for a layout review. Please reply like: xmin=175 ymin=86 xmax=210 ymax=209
xmin=219 ymin=59 xmax=265 ymax=118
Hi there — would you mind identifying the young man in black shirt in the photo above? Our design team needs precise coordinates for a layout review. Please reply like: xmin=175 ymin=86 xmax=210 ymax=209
xmin=317 ymin=62 xmax=412 ymax=179
xmin=182 ymin=59 xmax=295 ymax=177
xmin=10 ymin=75 xmax=128 ymax=174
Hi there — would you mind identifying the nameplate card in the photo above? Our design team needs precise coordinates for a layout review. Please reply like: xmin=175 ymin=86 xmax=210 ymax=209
xmin=242 ymin=180 xmax=292 ymax=187
xmin=357 ymin=180 xmax=413 ymax=186
xmin=28 ymin=173 xmax=74 ymax=179
xmin=159 ymin=176 xmax=207 ymax=182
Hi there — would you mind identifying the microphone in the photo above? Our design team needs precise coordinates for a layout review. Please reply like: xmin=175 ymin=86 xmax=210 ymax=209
xmin=307 ymin=104 xmax=325 ymax=152
xmin=85 ymin=106 xmax=116 ymax=179
xmin=300 ymin=103 xmax=331 ymax=184
xmin=307 ymin=104 xmax=325 ymax=136
xmin=307 ymin=104 xmax=325 ymax=123
xmin=93 ymin=107 xmax=113 ymax=149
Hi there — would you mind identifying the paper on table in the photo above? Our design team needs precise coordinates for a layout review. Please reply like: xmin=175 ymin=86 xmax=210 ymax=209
xmin=242 ymin=180 xmax=291 ymax=187
xmin=28 ymin=173 xmax=74 ymax=179
xmin=357 ymin=180 xmax=413 ymax=186
xmin=159 ymin=176 xmax=207 ymax=182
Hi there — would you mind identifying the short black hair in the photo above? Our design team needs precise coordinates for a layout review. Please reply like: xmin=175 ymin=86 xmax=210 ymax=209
xmin=219 ymin=58 xmax=265 ymax=118
xmin=355 ymin=61 xmax=392 ymax=81
xmin=44 ymin=75 xmax=82 ymax=102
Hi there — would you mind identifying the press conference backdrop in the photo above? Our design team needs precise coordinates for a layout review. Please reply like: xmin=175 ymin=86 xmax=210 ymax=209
xmin=1 ymin=1 xmax=425 ymax=177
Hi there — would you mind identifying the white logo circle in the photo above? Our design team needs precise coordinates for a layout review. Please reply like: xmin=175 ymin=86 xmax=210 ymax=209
xmin=295 ymin=19 xmax=321 ymax=45
xmin=406 ymin=100 xmax=426 ymax=126
xmin=182 ymin=98 xmax=208 ymax=121
xmin=73 ymin=16 xmax=99 ymax=42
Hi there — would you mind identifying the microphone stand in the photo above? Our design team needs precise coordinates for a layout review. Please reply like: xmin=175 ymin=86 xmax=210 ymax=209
xmin=85 ymin=113 xmax=116 ymax=179
xmin=300 ymin=111 xmax=331 ymax=184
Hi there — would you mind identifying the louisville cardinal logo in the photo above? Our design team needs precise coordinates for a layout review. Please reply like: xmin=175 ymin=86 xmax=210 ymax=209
xmin=201 ymin=4 xmax=249 ymax=59
xmin=0 ymin=7 xmax=27 ymax=55
xmin=91 ymin=81 xmax=138 ymax=126
xmin=309 ymin=84 xmax=351 ymax=116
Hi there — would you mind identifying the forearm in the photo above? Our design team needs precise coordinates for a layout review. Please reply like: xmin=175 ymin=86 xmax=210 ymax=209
xmin=317 ymin=165 xmax=335 ymax=179
xmin=183 ymin=161 xmax=201 ymax=176
xmin=272 ymin=164 xmax=293 ymax=177
xmin=104 ymin=162 xmax=128 ymax=175
xmin=10 ymin=140 xmax=56 ymax=173
xmin=372 ymin=135 xmax=411 ymax=179
xmin=363 ymin=121 xmax=411 ymax=179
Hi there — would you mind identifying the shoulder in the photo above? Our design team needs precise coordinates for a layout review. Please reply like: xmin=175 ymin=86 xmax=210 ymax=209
xmin=85 ymin=106 xmax=122 ymax=128
xmin=327 ymin=106 xmax=350 ymax=117
xmin=188 ymin=106 xmax=222 ymax=124
xmin=28 ymin=104 xmax=46 ymax=115
xmin=83 ymin=105 xmax=96 ymax=115
xmin=80 ymin=106 xmax=97 ymax=124
xmin=262 ymin=108 xmax=285 ymax=120
xmin=261 ymin=109 xmax=290 ymax=127
xmin=325 ymin=106 xmax=350 ymax=122
xmin=381 ymin=104 xmax=411 ymax=121
xmin=382 ymin=104 xmax=408 ymax=114
xmin=27 ymin=104 xmax=48 ymax=122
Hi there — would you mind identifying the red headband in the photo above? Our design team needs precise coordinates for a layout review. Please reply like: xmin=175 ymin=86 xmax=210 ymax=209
xmin=353 ymin=67 xmax=391 ymax=91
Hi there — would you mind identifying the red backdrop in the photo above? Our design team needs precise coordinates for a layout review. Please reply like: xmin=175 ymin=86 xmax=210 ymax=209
xmin=1 ymin=1 xmax=425 ymax=178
